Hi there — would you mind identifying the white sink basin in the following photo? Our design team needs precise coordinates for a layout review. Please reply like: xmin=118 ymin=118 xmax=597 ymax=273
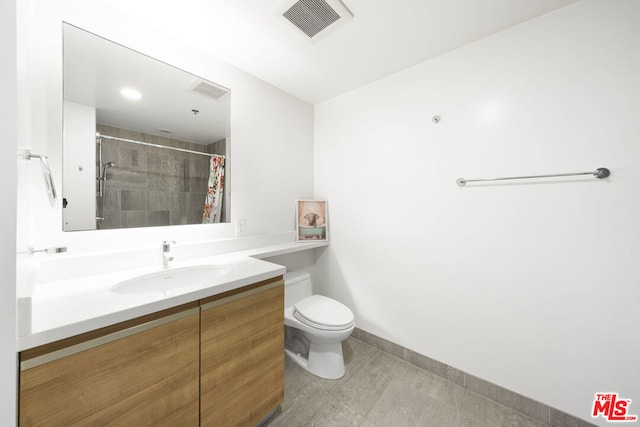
xmin=110 ymin=265 xmax=232 ymax=295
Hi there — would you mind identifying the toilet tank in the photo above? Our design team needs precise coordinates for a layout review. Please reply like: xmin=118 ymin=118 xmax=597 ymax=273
xmin=284 ymin=271 xmax=313 ymax=308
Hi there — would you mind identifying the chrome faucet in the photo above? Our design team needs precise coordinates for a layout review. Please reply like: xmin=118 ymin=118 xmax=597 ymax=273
xmin=162 ymin=240 xmax=176 ymax=269
xmin=29 ymin=246 xmax=68 ymax=255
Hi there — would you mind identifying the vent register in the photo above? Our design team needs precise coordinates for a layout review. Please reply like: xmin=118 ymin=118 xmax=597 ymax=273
xmin=190 ymin=80 xmax=229 ymax=100
xmin=281 ymin=0 xmax=352 ymax=38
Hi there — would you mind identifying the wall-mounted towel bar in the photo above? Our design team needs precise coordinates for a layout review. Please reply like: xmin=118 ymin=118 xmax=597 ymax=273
xmin=456 ymin=167 xmax=610 ymax=187
xmin=25 ymin=149 xmax=58 ymax=208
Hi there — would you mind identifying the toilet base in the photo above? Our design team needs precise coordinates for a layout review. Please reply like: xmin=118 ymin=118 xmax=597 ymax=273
xmin=285 ymin=340 xmax=346 ymax=380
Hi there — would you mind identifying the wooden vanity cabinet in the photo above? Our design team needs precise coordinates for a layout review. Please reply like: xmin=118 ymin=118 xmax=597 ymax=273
xmin=18 ymin=276 xmax=285 ymax=427
xmin=200 ymin=277 xmax=285 ymax=427
xmin=19 ymin=303 xmax=200 ymax=427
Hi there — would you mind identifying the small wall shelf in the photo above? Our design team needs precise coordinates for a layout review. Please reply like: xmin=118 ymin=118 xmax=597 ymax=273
xmin=240 ymin=241 xmax=329 ymax=259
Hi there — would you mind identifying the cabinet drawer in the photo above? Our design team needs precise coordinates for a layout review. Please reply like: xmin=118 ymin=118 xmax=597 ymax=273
xmin=200 ymin=278 xmax=284 ymax=426
xmin=20 ymin=305 xmax=200 ymax=427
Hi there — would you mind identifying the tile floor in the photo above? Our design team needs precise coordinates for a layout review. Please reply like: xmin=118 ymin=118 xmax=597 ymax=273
xmin=268 ymin=337 xmax=547 ymax=427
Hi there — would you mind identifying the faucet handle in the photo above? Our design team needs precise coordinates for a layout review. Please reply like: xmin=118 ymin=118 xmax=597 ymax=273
xmin=29 ymin=245 xmax=68 ymax=255
xmin=162 ymin=240 xmax=176 ymax=251
xmin=161 ymin=240 xmax=176 ymax=269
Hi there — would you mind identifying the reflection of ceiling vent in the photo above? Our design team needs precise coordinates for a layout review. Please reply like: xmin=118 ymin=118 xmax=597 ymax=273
xmin=278 ymin=0 xmax=353 ymax=39
xmin=188 ymin=79 xmax=229 ymax=100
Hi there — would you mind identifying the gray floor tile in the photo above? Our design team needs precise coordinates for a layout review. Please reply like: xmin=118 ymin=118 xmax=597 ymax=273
xmin=459 ymin=389 xmax=512 ymax=424
xmin=458 ymin=389 xmax=547 ymax=427
xmin=365 ymin=385 xmax=458 ymax=427
xmin=357 ymin=329 xmax=405 ymax=360
xmin=282 ymin=357 xmax=316 ymax=413
xmin=391 ymin=362 xmax=466 ymax=409
xmin=270 ymin=337 xmax=550 ymax=427
xmin=332 ymin=351 xmax=400 ymax=415
xmin=344 ymin=338 xmax=381 ymax=369
xmin=404 ymin=348 xmax=465 ymax=387
xmin=272 ymin=387 xmax=334 ymax=426
xmin=549 ymin=408 xmax=597 ymax=427
xmin=305 ymin=399 xmax=364 ymax=427
xmin=502 ymin=411 xmax=550 ymax=427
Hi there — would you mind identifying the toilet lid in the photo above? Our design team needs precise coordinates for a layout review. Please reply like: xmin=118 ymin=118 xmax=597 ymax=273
xmin=293 ymin=295 xmax=354 ymax=331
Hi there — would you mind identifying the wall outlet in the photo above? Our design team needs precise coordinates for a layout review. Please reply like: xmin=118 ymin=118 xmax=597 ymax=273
xmin=236 ymin=218 xmax=247 ymax=236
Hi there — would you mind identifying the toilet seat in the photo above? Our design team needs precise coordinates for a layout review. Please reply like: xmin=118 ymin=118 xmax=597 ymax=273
xmin=293 ymin=295 xmax=355 ymax=331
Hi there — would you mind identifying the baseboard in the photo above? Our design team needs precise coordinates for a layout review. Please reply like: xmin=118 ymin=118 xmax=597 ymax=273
xmin=352 ymin=327 xmax=596 ymax=427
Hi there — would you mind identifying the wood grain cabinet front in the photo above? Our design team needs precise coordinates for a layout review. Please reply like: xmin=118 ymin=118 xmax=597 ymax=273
xmin=19 ymin=303 xmax=200 ymax=427
xmin=200 ymin=277 xmax=285 ymax=427
xmin=18 ymin=276 xmax=285 ymax=427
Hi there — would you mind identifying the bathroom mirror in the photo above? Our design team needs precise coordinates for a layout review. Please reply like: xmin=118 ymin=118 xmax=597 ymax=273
xmin=62 ymin=23 xmax=230 ymax=231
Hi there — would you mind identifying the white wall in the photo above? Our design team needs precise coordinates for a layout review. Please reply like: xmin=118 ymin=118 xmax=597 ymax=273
xmin=17 ymin=0 xmax=314 ymax=257
xmin=9 ymin=0 xmax=313 ymax=424
xmin=314 ymin=0 xmax=640 ymax=423
xmin=62 ymin=101 xmax=96 ymax=231
xmin=1 ymin=0 xmax=18 ymax=423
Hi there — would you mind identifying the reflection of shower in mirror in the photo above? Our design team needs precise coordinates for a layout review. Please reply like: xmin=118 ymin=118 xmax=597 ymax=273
xmin=63 ymin=24 xmax=231 ymax=231
xmin=100 ymin=162 xmax=116 ymax=181
xmin=96 ymin=160 xmax=115 ymax=229
xmin=96 ymin=133 xmax=116 ymax=198
xmin=99 ymin=161 xmax=116 ymax=195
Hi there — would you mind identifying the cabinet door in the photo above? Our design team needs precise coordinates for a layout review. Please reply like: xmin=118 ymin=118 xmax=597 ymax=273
xmin=200 ymin=278 xmax=284 ymax=427
xmin=20 ymin=305 xmax=200 ymax=427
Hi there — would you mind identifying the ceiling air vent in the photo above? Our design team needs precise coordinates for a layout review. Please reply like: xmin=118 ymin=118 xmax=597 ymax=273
xmin=278 ymin=0 xmax=353 ymax=40
xmin=188 ymin=79 xmax=229 ymax=100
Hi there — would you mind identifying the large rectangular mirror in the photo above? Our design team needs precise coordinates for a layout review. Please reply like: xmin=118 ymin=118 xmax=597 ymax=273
xmin=62 ymin=23 xmax=230 ymax=231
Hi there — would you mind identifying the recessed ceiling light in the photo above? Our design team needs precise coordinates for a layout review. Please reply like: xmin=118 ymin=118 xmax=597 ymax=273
xmin=120 ymin=87 xmax=142 ymax=100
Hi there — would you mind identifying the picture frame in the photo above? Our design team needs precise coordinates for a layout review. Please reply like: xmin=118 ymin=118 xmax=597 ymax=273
xmin=296 ymin=200 xmax=328 ymax=242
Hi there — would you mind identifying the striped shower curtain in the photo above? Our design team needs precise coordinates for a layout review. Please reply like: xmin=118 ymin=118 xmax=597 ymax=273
xmin=202 ymin=155 xmax=225 ymax=223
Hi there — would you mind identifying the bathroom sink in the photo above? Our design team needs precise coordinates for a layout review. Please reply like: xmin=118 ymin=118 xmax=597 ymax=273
xmin=110 ymin=265 xmax=232 ymax=295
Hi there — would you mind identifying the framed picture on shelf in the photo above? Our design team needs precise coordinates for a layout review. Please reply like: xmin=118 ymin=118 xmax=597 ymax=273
xmin=296 ymin=200 xmax=328 ymax=242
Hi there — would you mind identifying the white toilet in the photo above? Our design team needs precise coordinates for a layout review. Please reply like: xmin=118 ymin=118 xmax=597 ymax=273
xmin=284 ymin=272 xmax=355 ymax=379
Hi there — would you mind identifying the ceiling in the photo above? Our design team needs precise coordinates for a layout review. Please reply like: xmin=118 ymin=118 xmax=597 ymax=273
xmin=104 ymin=0 xmax=579 ymax=104
xmin=64 ymin=24 xmax=230 ymax=144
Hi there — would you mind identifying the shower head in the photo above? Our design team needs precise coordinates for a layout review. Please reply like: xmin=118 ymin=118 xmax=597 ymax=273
xmin=97 ymin=161 xmax=117 ymax=198
xmin=101 ymin=161 xmax=116 ymax=181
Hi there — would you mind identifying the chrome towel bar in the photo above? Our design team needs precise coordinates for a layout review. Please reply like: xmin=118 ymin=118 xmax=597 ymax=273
xmin=25 ymin=149 xmax=59 ymax=207
xmin=456 ymin=167 xmax=610 ymax=187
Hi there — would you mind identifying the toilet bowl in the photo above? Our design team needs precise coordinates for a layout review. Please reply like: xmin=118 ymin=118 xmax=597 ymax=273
xmin=284 ymin=272 xmax=355 ymax=379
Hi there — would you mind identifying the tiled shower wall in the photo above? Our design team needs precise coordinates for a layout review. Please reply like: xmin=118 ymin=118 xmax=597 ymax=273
xmin=96 ymin=125 xmax=226 ymax=229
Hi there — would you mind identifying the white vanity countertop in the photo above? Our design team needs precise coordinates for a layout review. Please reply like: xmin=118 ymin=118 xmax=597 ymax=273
xmin=19 ymin=254 xmax=286 ymax=351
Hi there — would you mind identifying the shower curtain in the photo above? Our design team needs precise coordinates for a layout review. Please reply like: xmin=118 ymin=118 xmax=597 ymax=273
xmin=202 ymin=155 xmax=225 ymax=223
